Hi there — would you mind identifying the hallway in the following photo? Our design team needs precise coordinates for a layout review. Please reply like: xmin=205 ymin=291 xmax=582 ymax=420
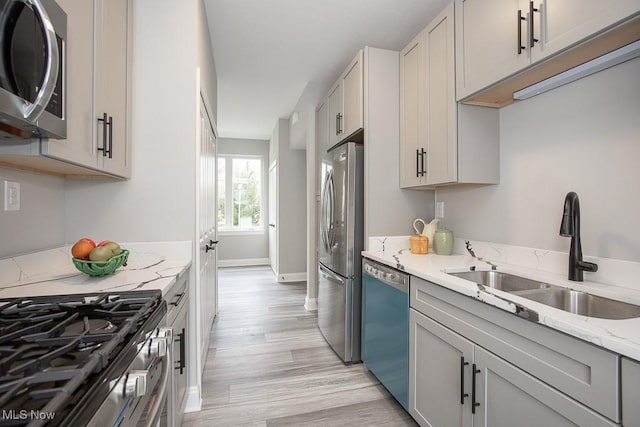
xmin=182 ymin=267 xmax=416 ymax=426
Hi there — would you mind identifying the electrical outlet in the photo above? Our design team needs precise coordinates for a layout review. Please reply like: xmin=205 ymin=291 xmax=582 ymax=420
xmin=435 ymin=202 xmax=444 ymax=218
xmin=4 ymin=180 xmax=20 ymax=212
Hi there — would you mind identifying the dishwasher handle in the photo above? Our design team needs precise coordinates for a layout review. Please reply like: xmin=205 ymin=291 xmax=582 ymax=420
xmin=363 ymin=259 xmax=408 ymax=293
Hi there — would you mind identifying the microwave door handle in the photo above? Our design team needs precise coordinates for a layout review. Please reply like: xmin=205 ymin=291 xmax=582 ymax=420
xmin=22 ymin=0 xmax=59 ymax=121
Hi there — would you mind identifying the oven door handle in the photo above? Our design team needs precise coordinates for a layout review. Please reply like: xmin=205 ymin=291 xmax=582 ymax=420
xmin=22 ymin=0 xmax=60 ymax=121
xmin=145 ymin=338 xmax=171 ymax=426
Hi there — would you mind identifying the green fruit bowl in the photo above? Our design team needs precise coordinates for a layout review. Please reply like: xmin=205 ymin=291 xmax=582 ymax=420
xmin=73 ymin=249 xmax=130 ymax=277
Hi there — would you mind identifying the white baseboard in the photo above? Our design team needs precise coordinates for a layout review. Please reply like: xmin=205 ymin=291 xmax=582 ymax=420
xmin=218 ymin=258 xmax=269 ymax=268
xmin=304 ymin=296 xmax=318 ymax=311
xmin=277 ymin=272 xmax=307 ymax=282
xmin=183 ymin=386 xmax=202 ymax=413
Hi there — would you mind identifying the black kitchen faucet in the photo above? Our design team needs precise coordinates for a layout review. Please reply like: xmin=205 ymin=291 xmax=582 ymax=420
xmin=559 ymin=192 xmax=598 ymax=281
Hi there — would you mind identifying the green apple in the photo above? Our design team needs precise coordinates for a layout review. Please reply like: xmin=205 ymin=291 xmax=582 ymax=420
xmin=89 ymin=246 xmax=113 ymax=265
xmin=103 ymin=241 xmax=122 ymax=256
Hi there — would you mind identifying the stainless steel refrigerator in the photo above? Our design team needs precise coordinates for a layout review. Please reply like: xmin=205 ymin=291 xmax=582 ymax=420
xmin=318 ymin=141 xmax=364 ymax=363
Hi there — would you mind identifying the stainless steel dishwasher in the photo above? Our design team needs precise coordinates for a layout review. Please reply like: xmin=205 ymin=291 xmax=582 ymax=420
xmin=361 ymin=258 xmax=409 ymax=410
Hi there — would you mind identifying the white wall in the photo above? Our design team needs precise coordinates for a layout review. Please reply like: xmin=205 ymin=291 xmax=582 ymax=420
xmin=0 ymin=168 xmax=65 ymax=258
xmin=436 ymin=57 xmax=640 ymax=263
xmin=217 ymin=138 xmax=269 ymax=264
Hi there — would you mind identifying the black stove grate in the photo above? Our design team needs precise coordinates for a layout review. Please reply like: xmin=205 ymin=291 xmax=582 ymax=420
xmin=0 ymin=290 xmax=165 ymax=427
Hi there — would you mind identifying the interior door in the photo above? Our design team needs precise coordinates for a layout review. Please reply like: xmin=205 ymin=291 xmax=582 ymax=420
xmin=198 ymin=94 xmax=217 ymax=370
xmin=268 ymin=162 xmax=277 ymax=275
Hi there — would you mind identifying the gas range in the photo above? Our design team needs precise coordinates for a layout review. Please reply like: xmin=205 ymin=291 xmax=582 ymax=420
xmin=0 ymin=290 xmax=168 ymax=427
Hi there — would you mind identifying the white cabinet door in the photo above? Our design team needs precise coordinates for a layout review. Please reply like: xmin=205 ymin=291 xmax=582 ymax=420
xmin=327 ymin=81 xmax=343 ymax=150
xmin=474 ymin=347 xmax=617 ymax=427
xmin=424 ymin=4 xmax=456 ymax=185
xmin=455 ymin=0 xmax=529 ymax=100
xmin=316 ymin=101 xmax=329 ymax=154
xmin=96 ymin=0 xmax=131 ymax=177
xmin=197 ymin=94 xmax=217 ymax=376
xmin=44 ymin=0 xmax=97 ymax=169
xmin=531 ymin=0 xmax=640 ymax=62
xmin=399 ymin=32 xmax=425 ymax=188
xmin=410 ymin=309 xmax=474 ymax=427
xmin=341 ymin=50 xmax=363 ymax=139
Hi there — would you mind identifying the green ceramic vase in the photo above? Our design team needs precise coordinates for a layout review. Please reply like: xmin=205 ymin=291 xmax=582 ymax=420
xmin=433 ymin=228 xmax=454 ymax=255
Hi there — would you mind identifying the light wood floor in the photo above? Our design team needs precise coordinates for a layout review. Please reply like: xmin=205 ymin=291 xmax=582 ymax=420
xmin=182 ymin=266 xmax=416 ymax=427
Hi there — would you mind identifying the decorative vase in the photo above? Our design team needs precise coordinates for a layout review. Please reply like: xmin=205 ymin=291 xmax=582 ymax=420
xmin=433 ymin=228 xmax=454 ymax=255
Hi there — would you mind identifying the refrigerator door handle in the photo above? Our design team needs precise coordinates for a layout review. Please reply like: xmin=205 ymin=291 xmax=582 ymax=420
xmin=320 ymin=171 xmax=332 ymax=250
xmin=327 ymin=171 xmax=336 ymax=249
xmin=319 ymin=264 xmax=346 ymax=286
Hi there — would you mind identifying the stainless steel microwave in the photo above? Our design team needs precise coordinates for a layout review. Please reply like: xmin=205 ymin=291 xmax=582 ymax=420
xmin=0 ymin=0 xmax=66 ymax=140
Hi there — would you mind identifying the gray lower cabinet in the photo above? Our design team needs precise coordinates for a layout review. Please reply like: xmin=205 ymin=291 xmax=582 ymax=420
xmin=409 ymin=276 xmax=621 ymax=427
xmin=165 ymin=273 xmax=190 ymax=427
xmin=410 ymin=309 xmax=473 ymax=426
xmin=622 ymin=357 xmax=640 ymax=426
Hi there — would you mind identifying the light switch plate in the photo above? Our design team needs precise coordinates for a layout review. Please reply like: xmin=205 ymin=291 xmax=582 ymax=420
xmin=4 ymin=180 xmax=20 ymax=211
xmin=435 ymin=202 xmax=444 ymax=218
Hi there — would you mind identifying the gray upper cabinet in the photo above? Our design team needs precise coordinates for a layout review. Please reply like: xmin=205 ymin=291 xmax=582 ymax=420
xmin=399 ymin=3 xmax=499 ymax=189
xmin=455 ymin=0 xmax=640 ymax=105
xmin=44 ymin=0 xmax=132 ymax=179
xmin=326 ymin=50 xmax=363 ymax=151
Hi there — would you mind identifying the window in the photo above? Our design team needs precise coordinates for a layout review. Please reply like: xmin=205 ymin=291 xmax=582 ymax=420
xmin=217 ymin=155 xmax=263 ymax=233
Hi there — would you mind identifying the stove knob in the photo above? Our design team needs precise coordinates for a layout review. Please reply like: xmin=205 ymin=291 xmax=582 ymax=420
xmin=124 ymin=370 xmax=148 ymax=398
xmin=149 ymin=336 xmax=168 ymax=357
xmin=156 ymin=326 xmax=173 ymax=345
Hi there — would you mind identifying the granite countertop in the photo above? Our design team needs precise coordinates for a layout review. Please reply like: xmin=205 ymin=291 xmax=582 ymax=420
xmin=363 ymin=237 xmax=640 ymax=362
xmin=0 ymin=242 xmax=192 ymax=299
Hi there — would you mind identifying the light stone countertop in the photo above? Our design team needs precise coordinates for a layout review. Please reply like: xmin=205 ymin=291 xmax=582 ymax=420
xmin=0 ymin=241 xmax=192 ymax=299
xmin=364 ymin=237 xmax=640 ymax=362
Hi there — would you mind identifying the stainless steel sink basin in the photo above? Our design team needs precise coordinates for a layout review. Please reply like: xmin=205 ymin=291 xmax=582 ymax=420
xmin=448 ymin=270 xmax=558 ymax=292
xmin=514 ymin=288 xmax=640 ymax=320
xmin=448 ymin=270 xmax=640 ymax=319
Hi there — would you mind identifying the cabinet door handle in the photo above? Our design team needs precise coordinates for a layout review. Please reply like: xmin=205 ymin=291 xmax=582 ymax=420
xmin=337 ymin=113 xmax=343 ymax=134
xmin=460 ymin=357 xmax=469 ymax=404
xmin=175 ymin=327 xmax=186 ymax=374
xmin=529 ymin=1 xmax=539 ymax=47
xmin=517 ymin=10 xmax=526 ymax=54
xmin=472 ymin=363 xmax=481 ymax=414
xmin=97 ymin=113 xmax=109 ymax=157
xmin=416 ymin=149 xmax=421 ymax=178
xmin=170 ymin=291 xmax=185 ymax=307
xmin=420 ymin=148 xmax=426 ymax=177
xmin=107 ymin=115 xmax=113 ymax=159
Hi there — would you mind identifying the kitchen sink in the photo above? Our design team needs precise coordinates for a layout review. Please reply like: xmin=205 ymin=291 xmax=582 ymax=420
xmin=514 ymin=288 xmax=640 ymax=320
xmin=448 ymin=270 xmax=558 ymax=292
xmin=449 ymin=270 xmax=640 ymax=319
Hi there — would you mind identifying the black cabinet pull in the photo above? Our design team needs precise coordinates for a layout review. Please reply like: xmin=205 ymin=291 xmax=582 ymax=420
xmin=472 ymin=363 xmax=481 ymax=414
xmin=416 ymin=149 xmax=421 ymax=177
xmin=107 ymin=115 xmax=113 ymax=159
xmin=175 ymin=327 xmax=186 ymax=374
xmin=97 ymin=113 xmax=109 ymax=157
xmin=170 ymin=291 xmax=185 ymax=307
xmin=420 ymin=148 xmax=426 ymax=177
xmin=461 ymin=357 xmax=469 ymax=404
xmin=517 ymin=10 xmax=526 ymax=54
xmin=336 ymin=113 xmax=340 ymax=135
xmin=209 ymin=239 xmax=219 ymax=246
xmin=529 ymin=1 xmax=539 ymax=48
xmin=337 ymin=113 xmax=343 ymax=134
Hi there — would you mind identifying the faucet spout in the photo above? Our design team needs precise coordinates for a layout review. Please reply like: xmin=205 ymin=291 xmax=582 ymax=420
xmin=559 ymin=192 xmax=598 ymax=281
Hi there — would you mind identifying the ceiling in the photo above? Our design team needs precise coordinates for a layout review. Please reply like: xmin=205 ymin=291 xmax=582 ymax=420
xmin=204 ymin=0 xmax=450 ymax=140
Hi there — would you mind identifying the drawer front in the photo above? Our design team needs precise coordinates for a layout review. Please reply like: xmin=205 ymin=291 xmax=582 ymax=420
xmin=410 ymin=276 xmax=620 ymax=422
xmin=622 ymin=357 xmax=640 ymax=426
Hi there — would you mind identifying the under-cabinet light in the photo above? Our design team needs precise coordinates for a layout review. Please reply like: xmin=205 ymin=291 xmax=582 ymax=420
xmin=513 ymin=40 xmax=640 ymax=100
